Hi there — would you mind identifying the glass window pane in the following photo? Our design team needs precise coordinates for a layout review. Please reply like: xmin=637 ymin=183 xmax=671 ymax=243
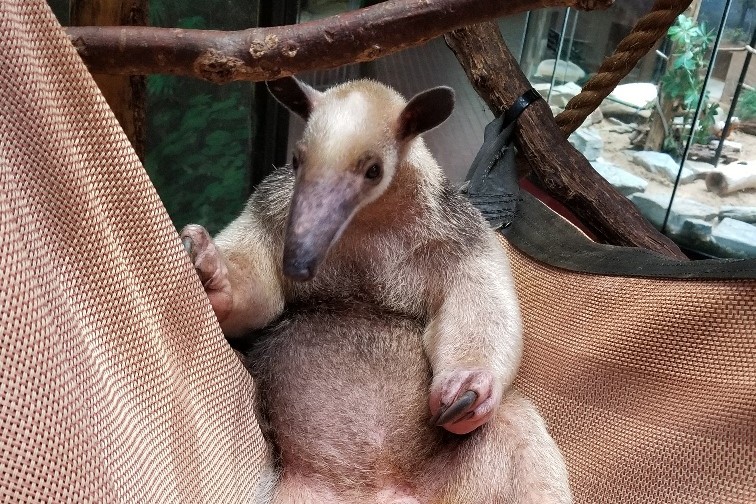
xmin=147 ymin=0 xmax=258 ymax=235
xmin=46 ymin=0 xmax=259 ymax=236
xmin=523 ymin=0 xmax=756 ymax=258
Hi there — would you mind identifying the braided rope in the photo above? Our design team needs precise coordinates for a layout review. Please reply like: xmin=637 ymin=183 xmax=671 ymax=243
xmin=554 ymin=0 xmax=693 ymax=136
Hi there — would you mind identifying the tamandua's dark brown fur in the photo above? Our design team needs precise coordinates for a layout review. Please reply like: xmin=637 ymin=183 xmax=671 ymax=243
xmin=181 ymin=77 xmax=571 ymax=503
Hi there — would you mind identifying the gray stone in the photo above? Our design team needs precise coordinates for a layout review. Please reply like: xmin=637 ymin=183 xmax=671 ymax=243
xmin=532 ymin=83 xmax=552 ymax=97
xmin=711 ymin=218 xmax=756 ymax=258
xmin=535 ymin=59 xmax=586 ymax=83
xmin=608 ymin=82 xmax=658 ymax=109
xmin=609 ymin=121 xmax=634 ymax=134
xmin=591 ymin=161 xmax=648 ymax=196
xmin=709 ymin=139 xmax=742 ymax=153
xmin=568 ymin=127 xmax=603 ymax=161
xmin=683 ymin=160 xmax=717 ymax=181
xmin=581 ymin=108 xmax=604 ymax=128
xmin=680 ymin=218 xmax=713 ymax=242
xmin=719 ymin=205 xmax=756 ymax=224
xmin=600 ymin=101 xmax=652 ymax=121
xmin=548 ymin=82 xmax=582 ymax=108
xmin=600 ymin=83 xmax=656 ymax=121
xmin=631 ymin=151 xmax=695 ymax=184
xmin=629 ymin=192 xmax=718 ymax=234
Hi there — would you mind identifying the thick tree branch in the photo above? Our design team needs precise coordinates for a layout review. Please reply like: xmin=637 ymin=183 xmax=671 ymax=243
xmin=72 ymin=0 xmax=147 ymax=159
xmin=445 ymin=22 xmax=687 ymax=260
xmin=66 ymin=0 xmax=614 ymax=84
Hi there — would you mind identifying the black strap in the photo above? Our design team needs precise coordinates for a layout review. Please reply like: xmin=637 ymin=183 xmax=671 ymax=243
xmin=462 ymin=89 xmax=541 ymax=232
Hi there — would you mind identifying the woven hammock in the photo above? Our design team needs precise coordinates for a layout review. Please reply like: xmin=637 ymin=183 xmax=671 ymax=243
xmin=1 ymin=1 xmax=754 ymax=503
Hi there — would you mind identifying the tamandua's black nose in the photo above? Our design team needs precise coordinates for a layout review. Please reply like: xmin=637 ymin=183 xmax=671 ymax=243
xmin=282 ymin=258 xmax=316 ymax=282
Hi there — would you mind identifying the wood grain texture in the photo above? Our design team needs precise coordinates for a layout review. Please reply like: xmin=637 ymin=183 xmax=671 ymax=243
xmin=445 ymin=22 xmax=687 ymax=259
xmin=71 ymin=0 xmax=147 ymax=159
xmin=65 ymin=0 xmax=614 ymax=83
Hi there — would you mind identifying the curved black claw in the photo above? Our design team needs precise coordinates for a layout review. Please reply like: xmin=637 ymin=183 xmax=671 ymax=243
xmin=430 ymin=390 xmax=479 ymax=426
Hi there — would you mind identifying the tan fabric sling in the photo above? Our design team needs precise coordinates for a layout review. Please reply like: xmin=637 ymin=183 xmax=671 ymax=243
xmin=1 ymin=1 xmax=754 ymax=503
xmin=0 ymin=1 xmax=267 ymax=502
xmin=505 ymin=194 xmax=756 ymax=504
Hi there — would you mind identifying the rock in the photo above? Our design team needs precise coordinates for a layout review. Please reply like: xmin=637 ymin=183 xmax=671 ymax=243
xmin=581 ymin=108 xmax=604 ymax=128
xmin=600 ymin=83 xmax=656 ymax=121
xmin=710 ymin=218 xmax=756 ymax=258
xmin=608 ymin=83 xmax=658 ymax=110
xmin=568 ymin=127 xmax=603 ymax=161
xmin=532 ymin=83 xmax=552 ymax=99
xmin=629 ymin=192 xmax=717 ymax=234
xmin=709 ymin=139 xmax=742 ymax=153
xmin=552 ymin=82 xmax=582 ymax=95
xmin=600 ymin=102 xmax=652 ymax=121
xmin=631 ymin=151 xmax=695 ymax=184
xmin=608 ymin=118 xmax=634 ymax=134
xmin=549 ymin=82 xmax=582 ymax=107
xmin=706 ymin=161 xmax=756 ymax=195
xmin=591 ymin=161 xmax=648 ymax=196
xmin=683 ymin=160 xmax=717 ymax=181
xmin=719 ymin=205 xmax=756 ymax=224
xmin=534 ymin=59 xmax=586 ymax=83
xmin=680 ymin=218 xmax=713 ymax=242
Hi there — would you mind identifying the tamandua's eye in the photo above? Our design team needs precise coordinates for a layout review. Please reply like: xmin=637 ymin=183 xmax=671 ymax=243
xmin=291 ymin=154 xmax=300 ymax=171
xmin=365 ymin=163 xmax=382 ymax=180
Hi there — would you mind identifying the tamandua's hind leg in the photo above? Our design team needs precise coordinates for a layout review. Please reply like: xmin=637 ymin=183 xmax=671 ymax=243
xmin=436 ymin=389 xmax=572 ymax=504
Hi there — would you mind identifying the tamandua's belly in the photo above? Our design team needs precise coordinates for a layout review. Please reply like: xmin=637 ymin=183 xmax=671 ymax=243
xmin=243 ymin=303 xmax=461 ymax=501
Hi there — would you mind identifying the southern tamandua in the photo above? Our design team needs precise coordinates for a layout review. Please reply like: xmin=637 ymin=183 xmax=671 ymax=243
xmin=181 ymin=77 xmax=571 ymax=503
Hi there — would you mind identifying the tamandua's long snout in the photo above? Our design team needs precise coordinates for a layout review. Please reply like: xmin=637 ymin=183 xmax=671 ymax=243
xmin=283 ymin=174 xmax=362 ymax=282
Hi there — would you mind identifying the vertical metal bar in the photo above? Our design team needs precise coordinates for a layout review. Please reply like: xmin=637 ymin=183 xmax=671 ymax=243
xmin=565 ymin=9 xmax=579 ymax=70
xmin=251 ymin=0 xmax=301 ymax=189
xmin=547 ymin=8 xmax=571 ymax=104
xmin=518 ymin=11 xmax=532 ymax=62
xmin=713 ymin=26 xmax=756 ymax=165
xmin=661 ymin=0 xmax=733 ymax=233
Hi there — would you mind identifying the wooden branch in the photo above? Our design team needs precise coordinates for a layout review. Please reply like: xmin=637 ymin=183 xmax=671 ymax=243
xmin=706 ymin=164 xmax=756 ymax=196
xmin=445 ymin=22 xmax=688 ymax=260
xmin=72 ymin=0 xmax=147 ymax=159
xmin=66 ymin=0 xmax=614 ymax=84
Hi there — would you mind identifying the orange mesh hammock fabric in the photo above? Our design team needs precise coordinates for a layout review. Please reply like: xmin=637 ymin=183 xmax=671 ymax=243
xmin=0 ymin=1 xmax=268 ymax=502
xmin=1 ymin=1 xmax=755 ymax=503
xmin=504 ymin=196 xmax=756 ymax=503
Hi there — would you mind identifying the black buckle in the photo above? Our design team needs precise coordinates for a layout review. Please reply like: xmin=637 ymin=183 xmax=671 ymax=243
xmin=462 ymin=89 xmax=542 ymax=232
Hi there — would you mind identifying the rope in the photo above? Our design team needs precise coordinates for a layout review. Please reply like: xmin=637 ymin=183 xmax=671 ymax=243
xmin=554 ymin=0 xmax=693 ymax=136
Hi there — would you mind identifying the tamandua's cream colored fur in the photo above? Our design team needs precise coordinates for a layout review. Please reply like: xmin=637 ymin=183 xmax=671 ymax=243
xmin=181 ymin=77 xmax=571 ymax=503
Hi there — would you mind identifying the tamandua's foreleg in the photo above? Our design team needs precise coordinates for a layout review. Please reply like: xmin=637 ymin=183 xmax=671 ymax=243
xmin=180 ymin=222 xmax=284 ymax=337
xmin=437 ymin=390 xmax=572 ymax=504
xmin=424 ymin=235 xmax=523 ymax=435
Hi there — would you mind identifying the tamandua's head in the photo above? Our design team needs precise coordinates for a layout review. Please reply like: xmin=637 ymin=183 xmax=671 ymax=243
xmin=267 ymin=76 xmax=454 ymax=282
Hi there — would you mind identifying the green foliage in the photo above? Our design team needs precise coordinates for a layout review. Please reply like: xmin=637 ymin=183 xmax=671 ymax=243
xmin=735 ymin=88 xmax=756 ymax=121
xmin=659 ymin=15 xmax=720 ymax=159
xmin=723 ymin=26 xmax=748 ymax=44
xmin=145 ymin=0 xmax=259 ymax=234
xmin=145 ymin=75 xmax=252 ymax=235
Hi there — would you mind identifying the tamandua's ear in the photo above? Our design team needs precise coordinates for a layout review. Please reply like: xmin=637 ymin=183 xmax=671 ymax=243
xmin=396 ymin=86 xmax=455 ymax=141
xmin=266 ymin=76 xmax=322 ymax=120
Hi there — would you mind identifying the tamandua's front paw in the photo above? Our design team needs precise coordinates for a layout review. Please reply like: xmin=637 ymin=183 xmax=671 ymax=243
xmin=429 ymin=369 xmax=503 ymax=435
xmin=180 ymin=224 xmax=233 ymax=323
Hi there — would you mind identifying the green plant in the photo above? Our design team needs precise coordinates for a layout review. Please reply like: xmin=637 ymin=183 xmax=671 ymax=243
xmin=735 ymin=88 xmax=756 ymax=121
xmin=145 ymin=75 xmax=252 ymax=235
xmin=144 ymin=3 xmax=258 ymax=235
xmin=658 ymin=15 xmax=720 ymax=158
